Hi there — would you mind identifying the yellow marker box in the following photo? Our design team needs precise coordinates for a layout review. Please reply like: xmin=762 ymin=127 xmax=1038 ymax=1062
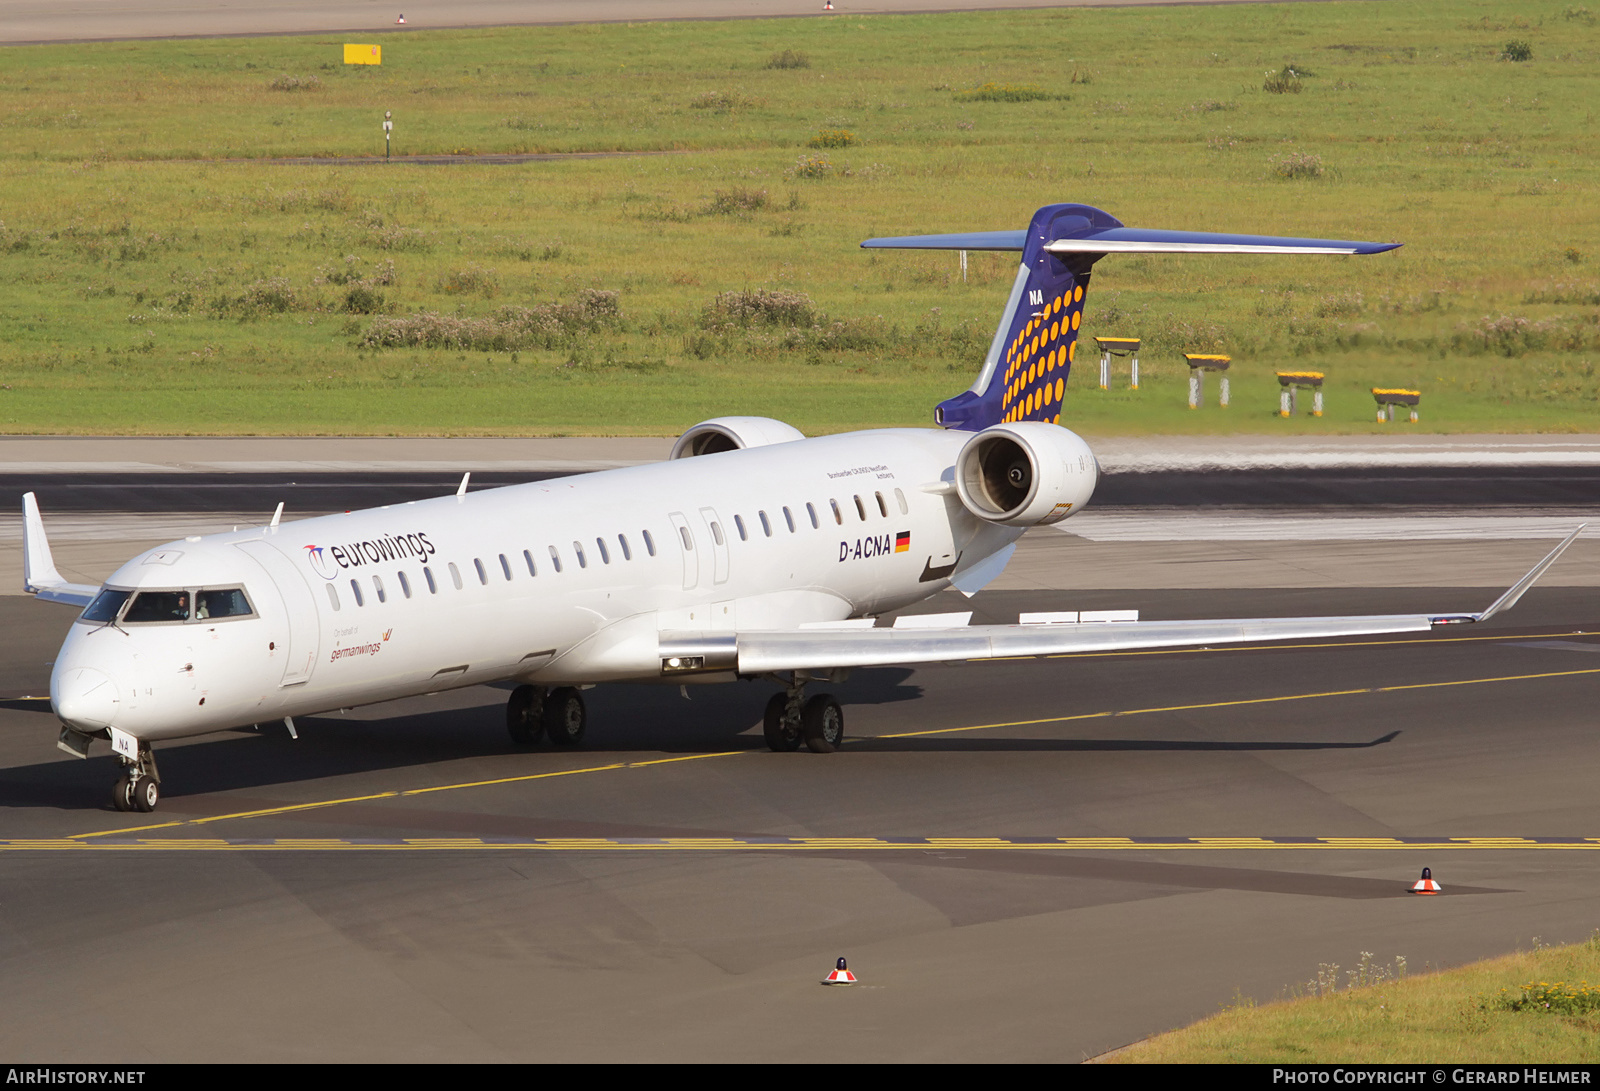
xmin=344 ymin=44 xmax=382 ymax=65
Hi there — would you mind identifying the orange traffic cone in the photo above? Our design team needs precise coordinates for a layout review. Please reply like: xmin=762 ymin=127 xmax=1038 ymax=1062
xmin=396 ymin=14 xmax=406 ymax=23
xmin=822 ymin=956 xmax=857 ymax=985
xmin=823 ymin=1 xmax=834 ymax=9
xmin=1410 ymin=866 xmax=1442 ymax=894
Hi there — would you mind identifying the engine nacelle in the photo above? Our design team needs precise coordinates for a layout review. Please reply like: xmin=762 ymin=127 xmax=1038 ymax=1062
xmin=669 ymin=416 xmax=806 ymax=460
xmin=954 ymin=422 xmax=1098 ymax=527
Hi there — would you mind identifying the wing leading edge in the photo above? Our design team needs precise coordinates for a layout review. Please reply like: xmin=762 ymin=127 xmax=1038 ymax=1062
xmin=724 ymin=526 xmax=1585 ymax=674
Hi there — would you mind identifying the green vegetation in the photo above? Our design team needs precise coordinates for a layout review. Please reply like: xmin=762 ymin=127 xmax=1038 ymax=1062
xmin=0 ymin=1 xmax=1595 ymax=434
xmin=1110 ymin=936 xmax=1600 ymax=1063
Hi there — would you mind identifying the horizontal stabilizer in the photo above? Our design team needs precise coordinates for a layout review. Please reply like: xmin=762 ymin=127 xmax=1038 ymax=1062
xmin=862 ymin=230 xmax=1028 ymax=252
xmin=862 ymin=226 xmax=1398 ymax=256
xmin=1045 ymin=228 xmax=1399 ymax=256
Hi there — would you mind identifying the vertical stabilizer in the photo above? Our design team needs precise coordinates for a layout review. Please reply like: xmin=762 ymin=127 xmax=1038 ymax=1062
xmin=935 ymin=203 xmax=1116 ymax=430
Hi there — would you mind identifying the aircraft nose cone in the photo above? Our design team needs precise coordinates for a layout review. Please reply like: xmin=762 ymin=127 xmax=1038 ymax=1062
xmin=52 ymin=667 xmax=120 ymax=729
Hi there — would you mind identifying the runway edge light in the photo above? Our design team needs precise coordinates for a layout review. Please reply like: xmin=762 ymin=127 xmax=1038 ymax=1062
xmin=1410 ymin=866 xmax=1442 ymax=895
xmin=822 ymin=956 xmax=857 ymax=986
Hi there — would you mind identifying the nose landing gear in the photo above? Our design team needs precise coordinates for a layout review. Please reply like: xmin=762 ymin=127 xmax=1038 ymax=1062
xmin=110 ymin=741 xmax=161 ymax=813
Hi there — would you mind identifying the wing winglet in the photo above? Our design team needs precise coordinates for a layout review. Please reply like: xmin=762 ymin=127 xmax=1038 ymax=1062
xmin=22 ymin=491 xmax=66 ymax=592
xmin=1471 ymin=524 xmax=1587 ymax=624
xmin=22 ymin=492 xmax=99 ymax=607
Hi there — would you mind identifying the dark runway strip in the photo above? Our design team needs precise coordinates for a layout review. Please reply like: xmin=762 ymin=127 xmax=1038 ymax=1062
xmin=9 ymin=464 xmax=1600 ymax=514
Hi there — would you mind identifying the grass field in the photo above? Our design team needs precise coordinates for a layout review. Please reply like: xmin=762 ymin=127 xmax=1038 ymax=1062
xmin=0 ymin=1 xmax=1596 ymax=434
xmin=1109 ymin=936 xmax=1600 ymax=1063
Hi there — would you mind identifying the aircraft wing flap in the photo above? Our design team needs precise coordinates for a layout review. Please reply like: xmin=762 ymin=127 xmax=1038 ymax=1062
xmin=735 ymin=614 xmax=1434 ymax=673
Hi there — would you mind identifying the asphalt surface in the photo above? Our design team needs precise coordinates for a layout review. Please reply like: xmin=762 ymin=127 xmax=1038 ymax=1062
xmin=6 ymin=495 xmax=1600 ymax=1060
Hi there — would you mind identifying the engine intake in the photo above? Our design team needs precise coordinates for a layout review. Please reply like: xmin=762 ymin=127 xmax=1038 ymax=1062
xmin=670 ymin=416 xmax=806 ymax=460
xmin=954 ymin=422 xmax=1098 ymax=527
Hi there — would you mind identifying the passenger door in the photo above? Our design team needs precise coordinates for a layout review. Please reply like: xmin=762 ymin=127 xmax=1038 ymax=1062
xmin=235 ymin=539 xmax=320 ymax=685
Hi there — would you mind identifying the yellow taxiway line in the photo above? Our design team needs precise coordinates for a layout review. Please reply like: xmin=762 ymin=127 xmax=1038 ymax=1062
xmin=63 ymin=661 xmax=1600 ymax=841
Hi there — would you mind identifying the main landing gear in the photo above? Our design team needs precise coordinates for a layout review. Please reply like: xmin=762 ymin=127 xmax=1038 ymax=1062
xmin=110 ymin=741 xmax=161 ymax=813
xmin=763 ymin=680 xmax=844 ymax=754
xmin=506 ymin=685 xmax=587 ymax=748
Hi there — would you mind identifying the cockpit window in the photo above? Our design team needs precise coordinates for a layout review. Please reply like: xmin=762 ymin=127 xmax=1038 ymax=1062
xmin=124 ymin=590 xmax=191 ymax=624
xmin=80 ymin=589 xmax=132 ymax=623
xmin=196 ymin=588 xmax=252 ymax=619
xmin=105 ymin=586 xmax=256 ymax=625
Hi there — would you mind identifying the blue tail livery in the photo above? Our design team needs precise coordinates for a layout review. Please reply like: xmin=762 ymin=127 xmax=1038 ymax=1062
xmin=861 ymin=203 xmax=1400 ymax=431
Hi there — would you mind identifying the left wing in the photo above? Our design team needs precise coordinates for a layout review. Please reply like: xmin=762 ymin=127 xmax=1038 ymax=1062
xmin=22 ymin=492 xmax=99 ymax=608
xmin=687 ymin=526 xmax=1584 ymax=675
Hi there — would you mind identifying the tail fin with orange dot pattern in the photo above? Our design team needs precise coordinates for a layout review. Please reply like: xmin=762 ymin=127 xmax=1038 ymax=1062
xmin=861 ymin=204 xmax=1400 ymax=431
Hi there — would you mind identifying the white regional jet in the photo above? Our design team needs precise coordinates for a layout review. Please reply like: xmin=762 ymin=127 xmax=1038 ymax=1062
xmin=25 ymin=203 xmax=1583 ymax=813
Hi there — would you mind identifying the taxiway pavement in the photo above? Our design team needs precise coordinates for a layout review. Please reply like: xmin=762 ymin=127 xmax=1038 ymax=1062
xmin=3 ymin=446 xmax=1600 ymax=1060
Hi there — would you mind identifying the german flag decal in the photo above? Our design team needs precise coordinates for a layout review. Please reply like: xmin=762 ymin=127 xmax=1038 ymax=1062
xmin=895 ymin=531 xmax=911 ymax=553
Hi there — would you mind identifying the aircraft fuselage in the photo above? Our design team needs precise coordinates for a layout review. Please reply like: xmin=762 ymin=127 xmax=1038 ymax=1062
xmin=51 ymin=427 xmax=1094 ymax=742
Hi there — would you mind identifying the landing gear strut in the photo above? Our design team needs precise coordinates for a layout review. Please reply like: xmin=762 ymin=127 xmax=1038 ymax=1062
xmin=110 ymin=741 xmax=161 ymax=813
xmin=763 ymin=678 xmax=844 ymax=754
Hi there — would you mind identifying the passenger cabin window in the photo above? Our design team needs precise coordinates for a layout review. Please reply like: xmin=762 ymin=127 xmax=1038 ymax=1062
xmin=643 ymin=530 xmax=656 ymax=557
xmin=854 ymin=495 xmax=867 ymax=521
xmin=618 ymin=534 xmax=632 ymax=561
xmin=448 ymin=563 xmax=463 ymax=590
xmin=372 ymin=575 xmax=387 ymax=603
xmin=524 ymin=549 xmax=538 ymax=577
xmin=474 ymin=558 xmax=488 ymax=585
xmin=499 ymin=554 xmax=513 ymax=580
xmin=806 ymin=503 xmax=819 ymax=529
xmin=424 ymin=566 xmax=437 ymax=594
xmin=597 ymin=537 xmax=610 ymax=564
xmin=350 ymin=579 xmax=365 ymax=607
xmin=829 ymin=500 xmax=843 ymax=526
xmin=894 ymin=488 xmax=908 ymax=515
xmin=759 ymin=511 xmax=772 ymax=537
xmin=783 ymin=507 xmax=796 ymax=533
xmin=80 ymin=589 xmax=132 ymax=623
xmin=124 ymin=591 xmax=190 ymax=624
xmin=876 ymin=492 xmax=888 ymax=517
xmin=326 ymin=584 xmax=341 ymax=611
xmin=398 ymin=571 xmax=412 ymax=599
xmin=548 ymin=546 xmax=563 ymax=573
xmin=734 ymin=515 xmax=747 ymax=541
xmin=573 ymin=541 xmax=587 ymax=568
